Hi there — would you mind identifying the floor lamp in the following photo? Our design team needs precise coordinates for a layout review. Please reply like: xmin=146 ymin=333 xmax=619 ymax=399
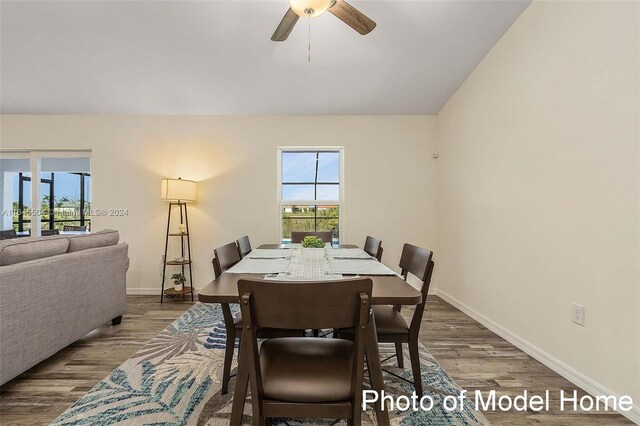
xmin=160 ymin=177 xmax=197 ymax=303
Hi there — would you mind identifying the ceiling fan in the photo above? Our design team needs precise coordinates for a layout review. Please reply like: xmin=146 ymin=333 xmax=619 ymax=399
xmin=271 ymin=0 xmax=376 ymax=42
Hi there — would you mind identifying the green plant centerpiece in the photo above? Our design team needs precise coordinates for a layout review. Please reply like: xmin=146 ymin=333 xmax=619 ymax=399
xmin=171 ymin=272 xmax=186 ymax=291
xmin=302 ymin=235 xmax=325 ymax=248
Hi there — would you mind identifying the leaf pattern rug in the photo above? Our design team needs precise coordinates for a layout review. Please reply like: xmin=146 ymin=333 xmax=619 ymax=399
xmin=52 ymin=302 xmax=490 ymax=425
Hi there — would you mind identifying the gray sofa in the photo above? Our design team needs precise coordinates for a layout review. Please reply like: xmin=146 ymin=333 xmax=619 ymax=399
xmin=0 ymin=229 xmax=128 ymax=385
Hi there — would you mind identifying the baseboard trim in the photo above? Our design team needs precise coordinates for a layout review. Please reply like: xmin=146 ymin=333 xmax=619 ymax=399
xmin=435 ymin=289 xmax=640 ymax=425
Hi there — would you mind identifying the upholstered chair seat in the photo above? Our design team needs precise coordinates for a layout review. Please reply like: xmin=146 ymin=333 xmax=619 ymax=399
xmin=260 ymin=337 xmax=354 ymax=403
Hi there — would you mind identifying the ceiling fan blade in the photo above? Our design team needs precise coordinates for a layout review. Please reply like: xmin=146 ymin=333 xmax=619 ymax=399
xmin=328 ymin=0 xmax=376 ymax=35
xmin=272 ymin=8 xmax=299 ymax=42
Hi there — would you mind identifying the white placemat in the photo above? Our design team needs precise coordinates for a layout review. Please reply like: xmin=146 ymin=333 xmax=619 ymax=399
xmin=326 ymin=248 xmax=373 ymax=259
xmin=329 ymin=258 xmax=399 ymax=276
xmin=224 ymin=258 xmax=290 ymax=274
xmin=247 ymin=249 xmax=291 ymax=259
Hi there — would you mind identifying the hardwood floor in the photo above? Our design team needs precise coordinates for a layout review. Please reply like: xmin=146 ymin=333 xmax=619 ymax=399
xmin=0 ymin=295 xmax=632 ymax=425
xmin=420 ymin=297 xmax=633 ymax=425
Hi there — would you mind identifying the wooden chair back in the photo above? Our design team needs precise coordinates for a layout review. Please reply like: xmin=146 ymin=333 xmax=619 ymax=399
xmin=398 ymin=243 xmax=435 ymax=336
xmin=212 ymin=242 xmax=242 ymax=277
xmin=238 ymin=278 xmax=372 ymax=421
xmin=290 ymin=231 xmax=333 ymax=245
xmin=238 ymin=278 xmax=372 ymax=330
xmin=236 ymin=235 xmax=252 ymax=258
xmin=363 ymin=235 xmax=383 ymax=261
xmin=63 ymin=225 xmax=87 ymax=231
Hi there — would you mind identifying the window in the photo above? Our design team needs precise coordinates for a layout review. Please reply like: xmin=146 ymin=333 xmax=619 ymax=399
xmin=278 ymin=147 xmax=343 ymax=244
xmin=0 ymin=151 xmax=91 ymax=234
xmin=12 ymin=172 xmax=91 ymax=231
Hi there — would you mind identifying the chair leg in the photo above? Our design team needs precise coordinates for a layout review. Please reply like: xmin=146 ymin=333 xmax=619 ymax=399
xmin=353 ymin=399 xmax=361 ymax=425
xmin=395 ymin=342 xmax=404 ymax=368
xmin=408 ymin=339 xmax=422 ymax=396
xmin=221 ymin=328 xmax=236 ymax=395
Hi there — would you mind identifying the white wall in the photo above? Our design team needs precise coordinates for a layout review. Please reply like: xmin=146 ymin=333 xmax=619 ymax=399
xmin=0 ymin=115 xmax=438 ymax=293
xmin=436 ymin=0 xmax=639 ymax=417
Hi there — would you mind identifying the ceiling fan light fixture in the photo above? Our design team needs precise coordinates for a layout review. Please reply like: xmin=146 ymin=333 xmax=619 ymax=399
xmin=288 ymin=0 xmax=332 ymax=18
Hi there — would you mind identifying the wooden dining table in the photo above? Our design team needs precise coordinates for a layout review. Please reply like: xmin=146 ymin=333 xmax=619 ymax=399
xmin=198 ymin=243 xmax=423 ymax=426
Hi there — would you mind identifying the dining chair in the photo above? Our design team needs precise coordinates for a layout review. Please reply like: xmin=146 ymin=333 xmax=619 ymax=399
xmin=290 ymin=231 xmax=333 ymax=245
xmin=236 ymin=235 xmax=252 ymax=258
xmin=238 ymin=278 xmax=372 ymax=425
xmin=212 ymin=242 xmax=242 ymax=277
xmin=0 ymin=229 xmax=17 ymax=240
xmin=211 ymin=242 xmax=244 ymax=393
xmin=40 ymin=229 xmax=60 ymax=236
xmin=63 ymin=225 xmax=87 ymax=231
xmin=212 ymin=242 xmax=305 ymax=395
xmin=363 ymin=235 xmax=383 ymax=261
xmin=337 ymin=243 xmax=434 ymax=396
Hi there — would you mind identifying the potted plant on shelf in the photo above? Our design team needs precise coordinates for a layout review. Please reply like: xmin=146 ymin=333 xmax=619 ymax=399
xmin=171 ymin=272 xmax=186 ymax=292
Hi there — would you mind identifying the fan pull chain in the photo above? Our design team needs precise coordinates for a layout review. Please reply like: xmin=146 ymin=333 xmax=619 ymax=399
xmin=308 ymin=14 xmax=311 ymax=62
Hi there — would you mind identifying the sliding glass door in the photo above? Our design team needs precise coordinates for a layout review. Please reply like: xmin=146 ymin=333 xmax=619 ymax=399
xmin=0 ymin=151 xmax=91 ymax=235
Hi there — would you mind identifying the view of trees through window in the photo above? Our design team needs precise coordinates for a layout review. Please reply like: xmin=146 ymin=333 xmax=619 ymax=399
xmin=11 ymin=172 xmax=91 ymax=231
xmin=281 ymin=205 xmax=340 ymax=242
xmin=280 ymin=150 xmax=341 ymax=243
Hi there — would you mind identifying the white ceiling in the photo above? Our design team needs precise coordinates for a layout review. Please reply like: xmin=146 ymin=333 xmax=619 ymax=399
xmin=0 ymin=0 xmax=530 ymax=115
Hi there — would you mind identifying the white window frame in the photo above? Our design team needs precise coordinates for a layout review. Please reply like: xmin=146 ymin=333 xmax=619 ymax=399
xmin=277 ymin=146 xmax=344 ymax=244
xmin=0 ymin=149 xmax=92 ymax=236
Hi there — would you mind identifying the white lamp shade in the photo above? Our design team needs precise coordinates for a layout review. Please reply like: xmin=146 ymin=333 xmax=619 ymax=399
xmin=161 ymin=178 xmax=197 ymax=202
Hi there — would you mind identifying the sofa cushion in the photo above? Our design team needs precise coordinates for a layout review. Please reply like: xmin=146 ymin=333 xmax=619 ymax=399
xmin=67 ymin=229 xmax=119 ymax=253
xmin=0 ymin=236 xmax=70 ymax=266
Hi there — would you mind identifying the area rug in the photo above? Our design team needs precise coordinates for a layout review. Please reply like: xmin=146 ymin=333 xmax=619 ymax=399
xmin=51 ymin=303 xmax=490 ymax=425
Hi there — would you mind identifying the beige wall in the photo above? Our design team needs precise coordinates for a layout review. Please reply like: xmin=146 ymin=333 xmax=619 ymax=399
xmin=436 ymin=0 xmax=639 ymax=411
xmin=0 ymin=115 xmax=438 ymax=292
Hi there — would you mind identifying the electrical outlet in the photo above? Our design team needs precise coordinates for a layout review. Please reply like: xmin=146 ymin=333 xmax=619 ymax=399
xmin=572 ymin=303 xmax=585 ymax=326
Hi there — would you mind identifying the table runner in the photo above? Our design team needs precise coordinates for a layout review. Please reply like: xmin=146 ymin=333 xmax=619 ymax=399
xmin=264 ymin=256 xmax=344 ymax=280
